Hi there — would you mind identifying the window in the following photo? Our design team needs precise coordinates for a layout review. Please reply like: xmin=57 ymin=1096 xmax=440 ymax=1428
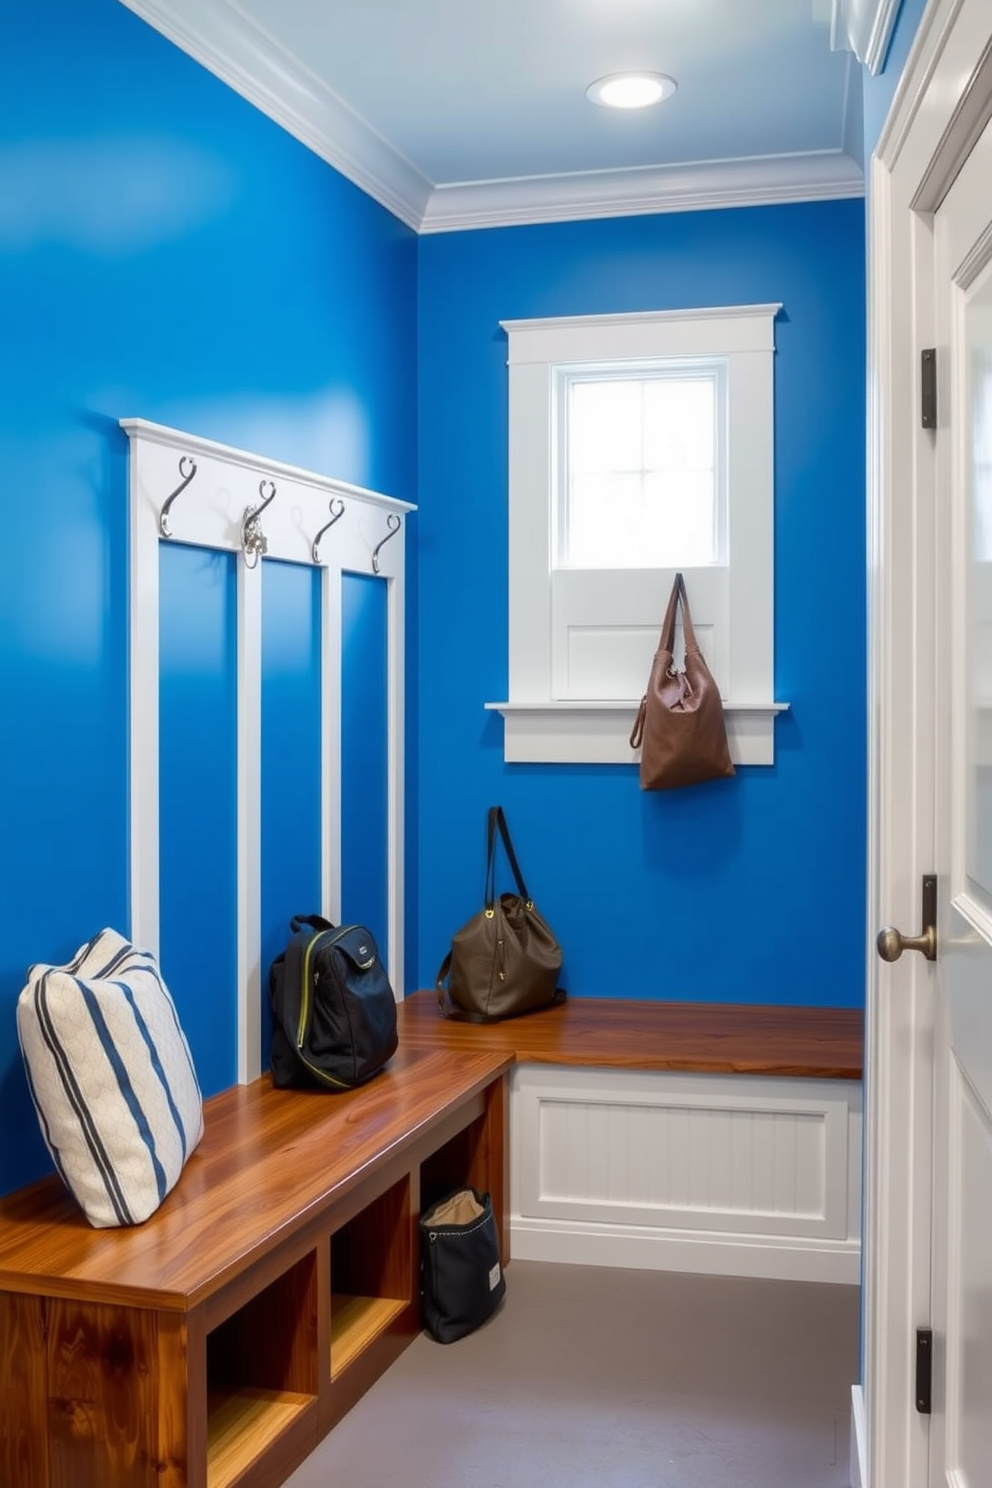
xmin=489 ymin=305 xmax=786 ymax=765
xmin=559 ymin=365 xmax=724 ymax=571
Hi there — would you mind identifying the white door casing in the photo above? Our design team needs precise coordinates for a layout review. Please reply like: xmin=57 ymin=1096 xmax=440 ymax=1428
xmin=929 ymin=109 xmax=992 ymax=1488
xmin=866 ymin=2 xmax=992 ymax=1485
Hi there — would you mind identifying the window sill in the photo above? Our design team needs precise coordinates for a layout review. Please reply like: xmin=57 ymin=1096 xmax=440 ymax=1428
xmin=484 ymin=701 xmax=790 ymax=766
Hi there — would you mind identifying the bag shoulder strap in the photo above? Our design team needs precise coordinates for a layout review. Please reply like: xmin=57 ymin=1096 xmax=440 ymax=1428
xmin=675 ymin=573 xmax=703 ymax=656
xmin=290 ymin=913 xmax=335 ymax=935
xmin=275 ymin=926 xmax=311 ymax=1047
xmin=655 ymin=572 xmax=701 ymax=661
xmin=485 ymin=806 xmax=530 ymax=909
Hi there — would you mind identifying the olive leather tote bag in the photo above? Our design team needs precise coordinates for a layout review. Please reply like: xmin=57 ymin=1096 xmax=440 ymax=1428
xmin=629 ymin=572 xmax=735 ymax=791
xmin=435 ymin=807 xmax=564 ymax=1022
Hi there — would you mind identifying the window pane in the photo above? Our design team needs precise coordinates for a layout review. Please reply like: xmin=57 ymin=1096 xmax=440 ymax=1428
xmin=562 ymin=373 xmax=718 ymax=569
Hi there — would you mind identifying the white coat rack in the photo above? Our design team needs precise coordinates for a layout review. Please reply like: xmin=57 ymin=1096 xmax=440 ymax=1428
xmin=122 ymin=417 xmax=414 ymax=1083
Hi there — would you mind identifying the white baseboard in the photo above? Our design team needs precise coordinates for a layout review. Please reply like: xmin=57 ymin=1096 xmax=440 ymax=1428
xmin=850 ymin=1383 xmax=867 ymax=1488
xmin=511 ymin=1215 xmax=862 ymax=1284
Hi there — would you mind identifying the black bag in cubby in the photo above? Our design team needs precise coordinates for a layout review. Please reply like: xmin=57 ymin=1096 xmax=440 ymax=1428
xmin=269 ymin=914 xmax=398 ymax=1091
xmin=420 ymin=1187 xmax=506 ymax=1343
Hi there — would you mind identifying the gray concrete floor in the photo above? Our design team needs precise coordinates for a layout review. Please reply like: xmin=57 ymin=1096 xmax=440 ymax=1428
xmin=285 ymin=1261 xmax=859 ymax=1488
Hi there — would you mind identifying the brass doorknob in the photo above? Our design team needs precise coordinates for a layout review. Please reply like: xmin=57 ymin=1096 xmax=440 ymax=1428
xmin=876 ymin=925 xmax=936 ymax=962
xmin=876 ymin=875 xmax=937 ymax=962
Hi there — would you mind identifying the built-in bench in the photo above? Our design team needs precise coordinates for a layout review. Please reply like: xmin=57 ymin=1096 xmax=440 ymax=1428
xmin=0 ymin=1043 xmax=510 ymax=1488
xmin=0 ymin=997 xmax=861 ymax=1488
xmin=400 ymin=992 xmax=864 ymax=1284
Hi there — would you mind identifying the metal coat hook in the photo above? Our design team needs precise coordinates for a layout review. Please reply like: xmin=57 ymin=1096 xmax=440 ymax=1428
xmin=311 ymin=497 xmax=345 ymax=565
xmin=159 ymin=455 xmax=198 ymax=538
xmin=371 ymin=513 xmax=402 ymax=574
xmin=242 ymin=479 xmax=277 ymax=569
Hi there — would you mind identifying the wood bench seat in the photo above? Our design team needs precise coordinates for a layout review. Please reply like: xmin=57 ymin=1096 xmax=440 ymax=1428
xmin=0 ymin=1043 xmax=510 ymax=1488
xmin=398 ymin=991 xmax=863 ymax=1080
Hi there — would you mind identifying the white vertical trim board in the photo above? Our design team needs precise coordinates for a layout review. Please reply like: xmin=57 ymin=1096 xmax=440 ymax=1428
xmin=510 ymin=1065 xmax=862 ymax=1283
xmin=850 ymin=1383 xmax=868 ymax=1488
xmin=122 ymin=419 xmax=415 ymax=1082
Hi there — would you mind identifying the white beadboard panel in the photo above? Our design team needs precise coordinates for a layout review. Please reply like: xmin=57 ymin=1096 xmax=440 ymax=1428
xmin=511 ymin=1065 xmax=862 ymax=1283
xmin=536 ymin=1099 xmax=831 ymax=1227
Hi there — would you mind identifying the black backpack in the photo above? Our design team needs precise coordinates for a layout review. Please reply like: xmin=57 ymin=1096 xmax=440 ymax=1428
xmin=269 ymin=914 xmax=398 ymax=1090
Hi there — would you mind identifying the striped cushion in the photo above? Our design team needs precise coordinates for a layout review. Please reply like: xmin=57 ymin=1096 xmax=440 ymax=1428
xmin=16 ymin=928 xmax=204 ymax=1228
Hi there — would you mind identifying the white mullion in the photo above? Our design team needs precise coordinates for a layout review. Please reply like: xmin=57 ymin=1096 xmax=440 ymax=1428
xmin=321 ymin=563 xmax=343 ymax=924
xmin=236 ymin=557 xmax=263 ymax=1084
xmin=129 ymin=439 xmax=162 ymax=957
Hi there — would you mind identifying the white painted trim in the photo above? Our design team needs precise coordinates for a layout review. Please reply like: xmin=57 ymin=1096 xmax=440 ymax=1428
xmin=236 ymin=558 xmax=263 ymax=1083
xmin=851 ymin=1384 xmax=868 ymax=1488
xmin=510 ymin=1217 xmax=862 ymax=1284
xmin=122 ymin=418 xmax=414 ymax=1077
xmin=501 ymin=306 xmax=780 ymax=765
xmin=419 ymin=152 xmax=864 ymax=234
xmin=831 ymin=0 xmax=903 ymax=74
xmin=386 ymin=566 xmax=405 ymax=998
xmin=115 ymin=0 xmax=432 ymax=231
xmin=864 ymin=141 xmax=936 ymax=1488
xmin=510 ymin=1065 xmax=862 ymax=1284
xmin=321 ymin=565 xmax=342 ymax=926
xmin=501 ymin=303 xmax=785 ymax=346
xmin=118 ymin=419 xmax=414 ymax=519
xmin=127 ymin=433 xmax=161 ymax=958
xmin=511 ymin=1065 xmax=862 ymax=1285
xmin=485 ymin=701 xmax=789 ymax=767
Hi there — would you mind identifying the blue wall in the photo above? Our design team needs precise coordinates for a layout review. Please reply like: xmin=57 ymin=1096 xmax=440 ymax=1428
xmin=1 ymin=0 xmax=879 ymax=1204
xmin=416 ymin=201 xmax=867 ymax=1006
xmin=0 ymin=0 xmax=417 ymax=1195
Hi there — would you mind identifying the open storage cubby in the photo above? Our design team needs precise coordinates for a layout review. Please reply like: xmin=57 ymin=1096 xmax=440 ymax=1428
xmin=329 ymin=1173 xmax=412 ymax=1379
xmin=206 ymin=1249 xmax=319 ymax=1488
xmin=420 ymin=1108 xmax=490 ymax=1215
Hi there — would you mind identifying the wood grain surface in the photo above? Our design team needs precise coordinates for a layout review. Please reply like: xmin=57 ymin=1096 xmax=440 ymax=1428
xmin=0 ymin=1045 xmax=511 ymax=1309
xmin=398 ymin=990 xmax=863 ymax=1080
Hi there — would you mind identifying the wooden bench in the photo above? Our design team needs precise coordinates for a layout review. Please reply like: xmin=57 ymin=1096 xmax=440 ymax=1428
xmin=0 ymin=997 xmax=861 ymax=1488
xmin=397 ymin=991 xmax=863 ymax=1079
xmin=0 ymin=1044 xmax=510 ymax=1488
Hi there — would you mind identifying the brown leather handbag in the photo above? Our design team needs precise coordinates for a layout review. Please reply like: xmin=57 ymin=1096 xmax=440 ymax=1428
xmin=629 ymin=572 xmax=735 ymax=791
xmin=436 ymin=807 xmax=564 ymax=1021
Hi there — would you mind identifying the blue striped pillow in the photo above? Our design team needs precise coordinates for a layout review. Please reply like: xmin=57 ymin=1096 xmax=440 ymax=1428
xmin=17 ymin=929 xmax=204 ymax=1228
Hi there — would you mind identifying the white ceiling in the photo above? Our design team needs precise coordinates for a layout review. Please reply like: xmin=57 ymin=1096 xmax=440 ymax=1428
xmin=120 ymin=0 xmax=882 ymax=232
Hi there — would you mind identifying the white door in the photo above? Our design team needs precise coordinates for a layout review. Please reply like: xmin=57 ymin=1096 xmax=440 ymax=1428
xmin=929 ymin=111 xmax=992 ymax=1487
xmin=866 ymin=6 xmax=992 ymax=1485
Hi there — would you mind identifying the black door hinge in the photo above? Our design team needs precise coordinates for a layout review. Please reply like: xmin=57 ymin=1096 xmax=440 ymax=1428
xmin=916 ymin=1327 xmax=933 ymax=1413
xmin=921 ymin=349 xmax=937 ymax=429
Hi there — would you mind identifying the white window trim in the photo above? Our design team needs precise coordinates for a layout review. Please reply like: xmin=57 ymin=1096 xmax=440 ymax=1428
xmin=493 ymin=305 xmax=789 ymax=766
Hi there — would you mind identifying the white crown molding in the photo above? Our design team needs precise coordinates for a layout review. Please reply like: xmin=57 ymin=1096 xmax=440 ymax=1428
xmin=116 ymin=0 xmax=433 ymax=230
xmin=118 ymin=0 xmax=864 ymax=233
xmin=831 ymin=0 xmax=902 ymax=74
xmin=419 ymin=152 xmax=864 ymax=233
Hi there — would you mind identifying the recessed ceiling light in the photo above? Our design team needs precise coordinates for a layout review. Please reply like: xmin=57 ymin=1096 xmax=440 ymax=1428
xmin=586 ymin=72 xmax=677 ymax=110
